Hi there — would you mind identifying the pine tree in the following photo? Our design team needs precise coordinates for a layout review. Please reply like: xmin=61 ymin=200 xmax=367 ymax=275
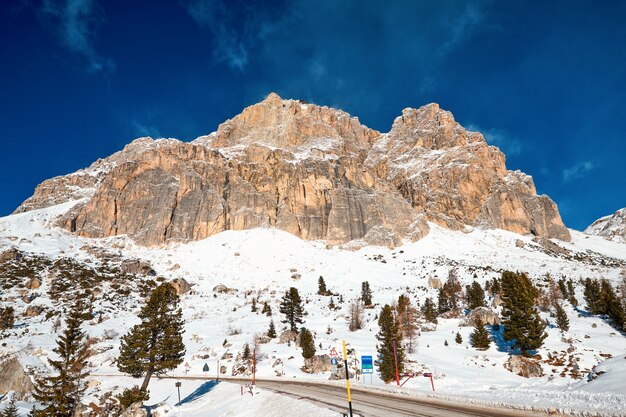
xmin=501 ymin=271 xmax=547 ymax=356
xmin=242 ymin=343 xmax=251 ymax=361
xmin=32 ymin=301 xmax=91 ymax=417
xmin=421 ymin=297 xmax=438 ymax=324
xmin=470 ymin=318 xmax=491 ymax=350
xmin=267 ymin=320 xmax=277 ymax=338
xmin=261 ymin=301 xmax=272 ymax=316
xmin=490 ymin=278 xmax=501 ymax=296
xmin=584 ymin=278 xmax=601 ymax=314
xmin=466 ymin=281 xmax=486 ymax=310
xmin=317 ymin=276 xmax=327 ymax=295
xmin=599 ymin=280 xmax=625 ymax=329
xmin=396 ymin=294 xmax=419 ymax=353
xmin=299 ymin=328 xmax=316 ymax=359
xmin=376 ymin=305 xmax=404 ymax=382
xmin=437 ymin=288 xmax=450 ymax=314
xmin=279 ymin=287 xmax=305 ymax=332
xmin=455 ymin=332 xmax=462 ymax=344
xmin=555 ymin=303 xmax=569 ymax=332
xmin=0 ymin=307 xmax=14 ymax=331
xmin=251 ymin=298 xmax=257 ymax=313
xmin=328 ymin=297 xmax=336 ymax=310
xmin=361 ymin=281 xmax=373 ymax=306
xmin=117 ymin=283 xmax=185 ymax=393
xmin=0 ymin=397 xmax=19 ymax=417
xmin=558 ymin=279 xmax=569 ymax=298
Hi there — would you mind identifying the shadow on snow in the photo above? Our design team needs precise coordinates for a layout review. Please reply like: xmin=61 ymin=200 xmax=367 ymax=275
xmin=177 ymin=380 xmax=221 ymax=406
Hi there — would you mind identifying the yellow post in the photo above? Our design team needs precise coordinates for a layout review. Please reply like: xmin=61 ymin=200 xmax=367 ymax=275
xmin=342 ymin=340 xmax=353 ymax=417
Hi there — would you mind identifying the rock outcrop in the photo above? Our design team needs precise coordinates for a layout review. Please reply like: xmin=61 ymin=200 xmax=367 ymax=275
xmin=15 ymin=93 xmax=570 ymax=247
xmin=0 ymin=356 xmax=34 ymax=399
xmin=460 ymin=307 xmax=501 ymax=326
xmin=585 ymin=208 xmax=626 ymax=243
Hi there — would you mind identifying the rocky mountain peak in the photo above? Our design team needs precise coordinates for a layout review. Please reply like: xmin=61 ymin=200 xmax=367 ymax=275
xmin=585 ymin=208 xmax=626 ymax=243
xmin=14 ymin=95 xmax=571 ymax=247
xmin=205 ymin=93 xmax=379 ymax=155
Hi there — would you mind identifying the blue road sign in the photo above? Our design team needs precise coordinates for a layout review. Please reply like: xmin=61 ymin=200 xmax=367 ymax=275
xmin=330 ymin=357 xmax=339 ymax=366
xmin=361 ymin=355 xmax=373 ymax=374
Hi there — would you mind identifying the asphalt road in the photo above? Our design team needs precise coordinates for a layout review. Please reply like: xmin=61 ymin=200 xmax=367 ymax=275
xmin=92 ymin=373 xmax=550 ymax=416
xmin=254 ymin=379 xmax=547 ymax=417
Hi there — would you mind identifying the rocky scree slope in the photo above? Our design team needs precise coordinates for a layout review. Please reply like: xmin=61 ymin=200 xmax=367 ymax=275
xmin=15 ymin=93 xmax=570 ymax=247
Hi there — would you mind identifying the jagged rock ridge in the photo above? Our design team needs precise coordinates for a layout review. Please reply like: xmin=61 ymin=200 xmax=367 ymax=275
xmin=585 ymin=208 xmax=626 ymax=243
xmin=15 ymin=93 xmax=570 ymax=247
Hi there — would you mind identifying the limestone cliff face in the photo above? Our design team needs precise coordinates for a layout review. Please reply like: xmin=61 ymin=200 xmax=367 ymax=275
xmin=15 ymin=93 xmax=570 ymax=246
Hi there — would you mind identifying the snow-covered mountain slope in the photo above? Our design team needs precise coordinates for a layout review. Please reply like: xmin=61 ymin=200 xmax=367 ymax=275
xmin=1 ymin=203 xmax=626 ymax=416
xmin=585 ymin=208 xmax=626 ymax=243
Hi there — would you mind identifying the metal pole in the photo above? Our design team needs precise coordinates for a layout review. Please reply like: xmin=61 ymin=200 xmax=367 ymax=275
xmin=252 ymin=348 xmax=256 ymax=391
xmin=393 ymin=340 xmax=400 ymax=386
xmin=342 ymin=340 xmax=353 ymax=417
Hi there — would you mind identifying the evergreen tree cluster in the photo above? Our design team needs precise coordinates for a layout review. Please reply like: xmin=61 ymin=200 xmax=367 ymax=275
xmin=437 ymin=272 xmax=462 ymax=314
xmin=376 ymin=305 xmax=404 ymax=382
xmin=267 ymin=320 xmax=277 ymax=338
xmin=280 ymin=287 xmax=305 ymax=332
xmin=583 ymin=278 xmax=625 ymax=329
xmin=317 ymin=276 xmax=332 ymax=296
xmin=501 ymin=271 xmax=547 ymax=356
xmin=361 ymin=281 xmax=373 ymax=306
xmin=421 ymin=297 xmax=438 ymax=324
xmin=466 ymin=281 xmax=486 ymax=310
xmin=558 ymin=278 xmax=578 ymax=306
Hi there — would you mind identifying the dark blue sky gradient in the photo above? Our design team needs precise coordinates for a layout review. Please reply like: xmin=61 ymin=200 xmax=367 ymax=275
xmin=1 ymin=0 xmax=625 ymax=230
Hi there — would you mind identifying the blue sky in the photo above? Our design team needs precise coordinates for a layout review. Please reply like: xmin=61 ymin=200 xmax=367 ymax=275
xmin=1 ymin=0 xmax=625 ymax=230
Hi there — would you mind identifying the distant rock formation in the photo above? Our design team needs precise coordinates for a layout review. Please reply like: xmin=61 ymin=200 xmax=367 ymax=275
xmin=15 ymin=93 xmax=570 ymax=247
xmin=585 ymin=208 xmax=626 ymax=243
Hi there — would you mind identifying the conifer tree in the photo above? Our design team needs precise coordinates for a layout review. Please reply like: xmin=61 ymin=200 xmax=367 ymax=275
xmin=421 ymin=297 xmax=438 ymax=324
xmin=329 ymin=297 xmax=336 ymax=310
xmin=361 ymin=281 xmax=373 ymax=306
xmin=299 ymin=328 xmax=316 ymax=359
xmin=558 ymin=279 xmax=569 ymax=298
xmin=117 ymin=283 xmax=185 ymax=393
xmin=261 ymin=301 xmax=272 ymax=316
xmin=0 ymin=397 xmax=19 ymax=417
xmin=584 ymin=278 xmax=601 ymax=314
xmin=251 ymin=298 xmax=257 ymax=312
xmin=470 ymin=318 xmax=491 ymax=350
xmin=279 ymin=287 xmax=305 ymax=332
xmin=437 ymin=288 xmax=451 ymax=314
xmin=396 ymin=294 xmax=419 ymax=353
xmin=376 ymin=305 xmax=404 ymax=382
xmin=267 ymin=320 xmax=277 ymax=338
xmin=466 ymin=281 xmax=486 ymax=310
xmin=599 ymin=280 xmax=625 ymax=329
xmin=348 ymin=299 xmax=364 ymax=331
xmin=554 ymin=303 xmax=569 ymax=332
xmin=317 ymin=276 xmax=327 ymax=295
xmin=32 ymin=301 xmax=91 ymax=417
xmin=501 ymin=271 xmax=547 ymax=356
xmin=455 ymin=332 xmax=462 ymax=344
xmin=242 ymin=343 xmax=251 ymax=361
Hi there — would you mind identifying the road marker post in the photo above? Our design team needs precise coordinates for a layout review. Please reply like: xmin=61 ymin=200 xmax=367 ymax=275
xmin=342 ymin=340 xmax=353 ymax=417
xmin=393 ymin=340 xmax=400 ymax=386
xmin=175 ymin=381 xmax=181 ymax=405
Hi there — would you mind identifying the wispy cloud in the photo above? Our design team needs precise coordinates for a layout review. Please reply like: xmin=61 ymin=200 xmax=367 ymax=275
xmin=563 ymin=160 xmax=595 ymax=181
xmin=131 ymin=120 xmax=162 ymax=139
xmin=184 ymin=0 xmax=251 ymax=70
xmin=467 ymin=124 xmax=522 ymax=156
xmin=40 ymin=0 xmax=114 ymax=73
xmin=438 ymin=2 xmax=487 ymax=56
